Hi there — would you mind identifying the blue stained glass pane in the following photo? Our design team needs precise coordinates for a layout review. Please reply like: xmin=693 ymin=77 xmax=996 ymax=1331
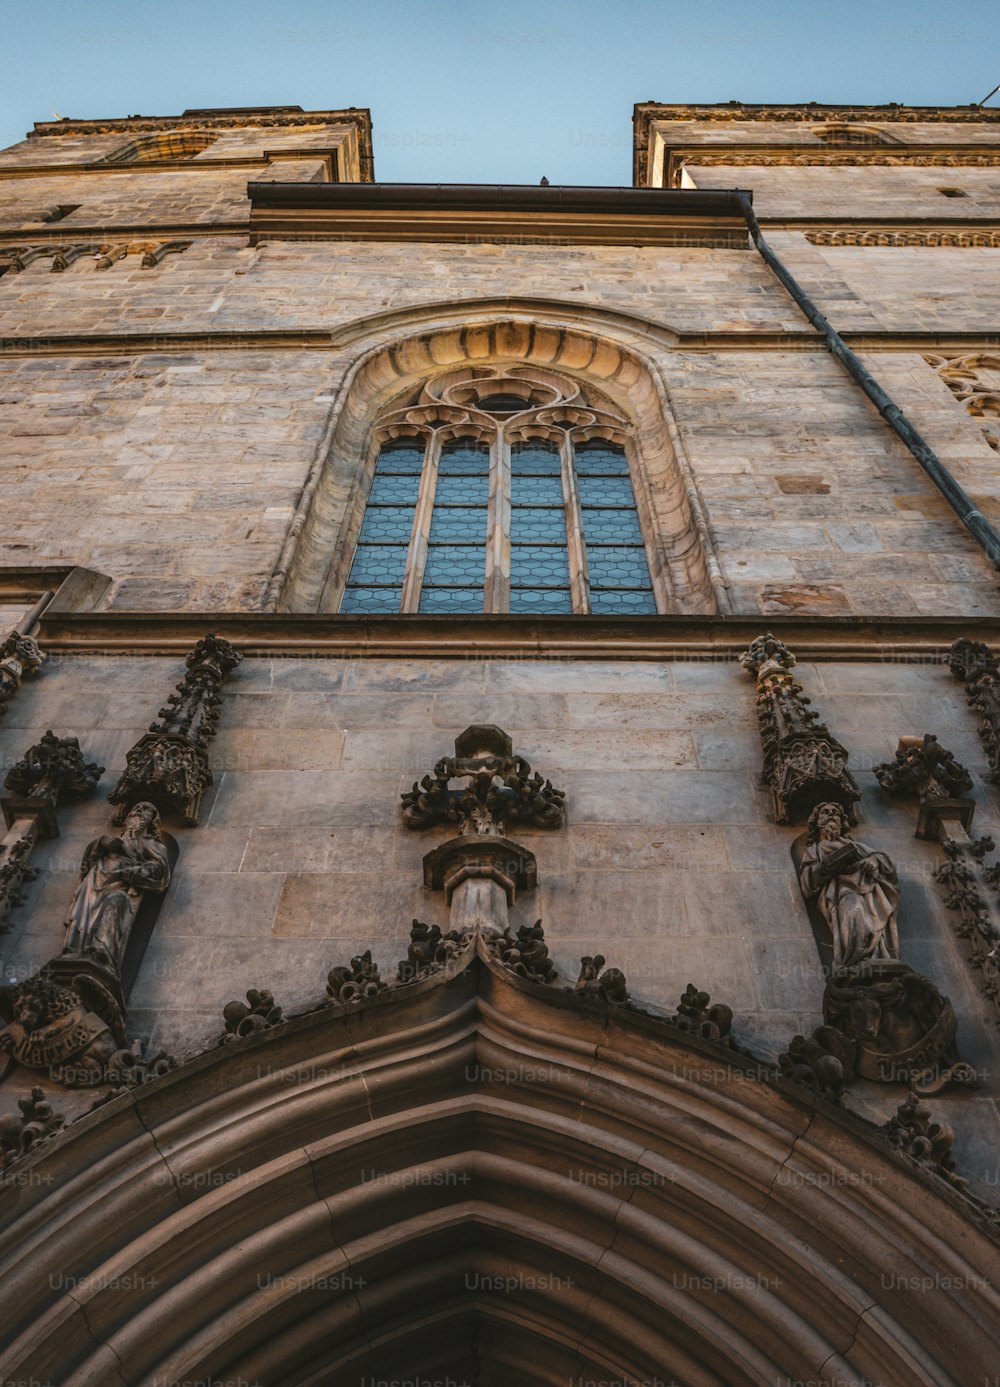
xmin=509 ymin=588 xmax=574 ymax=614
xmin=358 ymin=509 xmax=415 ymax=543
xmin=423 ymin=545 xmax=486 ymax=586
xmin=369 ymin=474 xmax=421 ymax=505
xmin=574 ymin=445 xmax=630 ymax=476
xmin=341 ymin=586 xmax=402 ymax=614
xmin=510 ymin=444 xmax=562 ymax=475
xmin=589 ymin=589 xmax=658 ymax=615
xmin=577 ymin=476 xmax=634 ymax=507
xmin=511 ymin=475 xmax=564 ymax=506
xmin=510 ymin=547 xmax=571 ymax=587
xmin=435 ymin=475 xmax=489 ymax=506
xmin=580 ymin=508 xmax=643 ymax=545
xmin=346 ymin=545 xmax=408 ymax=586
xmin=419 ymin=587 xmax=485 ymax=614
xmin=510 ymin=508 xmax=567 ymax=544
xmin=429 ymin=507 xmax=488 ymax=543
xmin=375 ymin=445 xmax=425 ymax=475
xmin=438 ymin=442 xmax=491 ymax=474
xmin=587 ymin=546 xmax=653 ymax=588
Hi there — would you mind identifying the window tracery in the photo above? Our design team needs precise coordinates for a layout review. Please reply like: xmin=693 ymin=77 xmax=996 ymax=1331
xmin=340 ymin=366 xmax=658 ymax=615
xmin=926 ymin=353 xmax=1000 ymax=452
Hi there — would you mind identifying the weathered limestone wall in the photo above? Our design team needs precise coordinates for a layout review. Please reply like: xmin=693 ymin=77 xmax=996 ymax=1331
xmin=688 ymin=164 xmax=1000 ymax=219
xmin=0 ymin=161 xmax=327 ymax=231
xmin=2 ymin=652 xmax=999 ymax=1186
xmin=0 ymin=121 xmax=364 ymax=168
xmin=0 ymin=349 xmax=337 ymax=609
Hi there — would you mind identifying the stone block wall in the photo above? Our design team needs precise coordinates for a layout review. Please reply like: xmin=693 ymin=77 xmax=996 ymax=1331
xmin=1 ymin=651 xmax=999 ymax=1192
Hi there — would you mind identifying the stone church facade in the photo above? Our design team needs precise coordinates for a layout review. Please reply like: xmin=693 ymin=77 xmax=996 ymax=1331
xmin=0 ymin=100 xmax=999 ymax=1384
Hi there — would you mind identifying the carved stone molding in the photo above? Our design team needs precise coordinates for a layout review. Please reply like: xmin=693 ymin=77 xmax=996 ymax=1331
xmin=740 ymin=632 xmax=860 ymax=824
xmin=0 ymin=731 xmax=104 ymax=932
xmin=685 ymin=151 xmax=1000 ymax=169
xmin=108 ymin=633 xmax=242 ymax=826
xmin=808 ymin=229 xmax=1000 ymax=248
xmin=927 ymin=356 xmax=1000 ymax=452
xmin=947 ymin=637 xmax=1000 ymax=768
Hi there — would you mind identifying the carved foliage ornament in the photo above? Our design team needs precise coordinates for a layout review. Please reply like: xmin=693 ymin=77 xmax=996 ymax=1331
xmin=740 ymin=634 xmax=860 ymax=824
xmin=947 ymin=638 xmax=1000 ymax=774
xmin=934 ymin=834 xmax=1000 ymax=1026
xmin=109 ymin=634 xmax=242 ymax=826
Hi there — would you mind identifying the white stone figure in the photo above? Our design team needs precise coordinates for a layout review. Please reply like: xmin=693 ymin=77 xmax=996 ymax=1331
xmin=62 ymin=802 xmax=171 ymax=977
xmin=799 ymin=801 xmax=900 ymax=970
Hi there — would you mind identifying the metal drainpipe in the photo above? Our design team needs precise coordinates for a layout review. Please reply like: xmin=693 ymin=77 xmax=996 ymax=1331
xmin=737 ymin=194 xmax=1000 ymax=573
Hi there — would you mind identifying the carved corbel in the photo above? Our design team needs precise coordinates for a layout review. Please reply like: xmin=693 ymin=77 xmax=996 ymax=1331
xmin=50 ymin=243 xmax=102 ymax=271
xmin=6 ymin=246 xmax=55 ymax=272
xmin=947 ymin=638 xmax=1000 ymax=779
xmin=141 ymin=240 xmax=193 ymax=268
xmin=740 ymin=633 xmax=860 ymax=824
xmin=0 ymin=731 xmax=104 ymax=933
xmin=108 ymin=633 xmax=242 ymax=826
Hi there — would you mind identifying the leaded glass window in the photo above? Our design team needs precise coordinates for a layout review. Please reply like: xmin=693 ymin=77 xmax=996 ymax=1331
xmin=340 ymin=367 xmax=658 ymax=614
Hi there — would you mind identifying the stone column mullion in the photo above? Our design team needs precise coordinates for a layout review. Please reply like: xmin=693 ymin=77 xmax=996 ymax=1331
xmin=563 ymin=433 xmax=590 ymax=614
xmin=485 ymin=425 xmax=509 ymax=613
xmin=400 ymin=430 xmax=439 ymax=615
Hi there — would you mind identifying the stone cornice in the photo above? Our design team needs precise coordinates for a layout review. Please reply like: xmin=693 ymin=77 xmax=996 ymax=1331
xmin=0 ymin=149 xmax=339 ymax=181
xmin=5 ymin=328 xmax=1000 ymax=359
xmin=633 ymin=101 xmax=1000 ymax=185
xmin=29 ymin=610 xmax=1000 ymax=659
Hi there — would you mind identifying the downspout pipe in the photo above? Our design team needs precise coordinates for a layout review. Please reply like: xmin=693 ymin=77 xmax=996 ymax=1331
xmin=737 ymin=194 xmax=1000 ymax=572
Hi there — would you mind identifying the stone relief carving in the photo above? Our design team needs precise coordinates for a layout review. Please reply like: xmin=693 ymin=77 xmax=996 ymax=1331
xmin=926 ymin=356 xmax=1000 ymax=453
xmin=796 ymin=801 xmax=974 ymax=1094
xmin=741 ymin=633 xmax=860 ymax=824
xmin=0 ymin=732 xmax=105 ymax=933
xmin=109 ymin=633 xmax=242 ymax=826
xmin=947 ymin=638 xmax=1000 ymax=772
xmin=0 ymin=973 xmax=122 ymax=1087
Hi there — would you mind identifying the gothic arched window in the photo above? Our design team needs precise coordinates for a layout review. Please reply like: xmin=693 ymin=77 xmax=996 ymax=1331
xmin=340 ymin=367 xmax=658 ymax=615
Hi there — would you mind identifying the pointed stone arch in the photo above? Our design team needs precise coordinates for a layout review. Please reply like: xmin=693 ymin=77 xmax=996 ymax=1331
xmin=272 ymin=307 xmax=726 ymax=615
xmin=1 ymin=944 xmax=998 ymax=1386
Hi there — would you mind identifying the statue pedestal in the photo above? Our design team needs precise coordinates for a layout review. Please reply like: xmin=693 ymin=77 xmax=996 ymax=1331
xmin=422 ymin=834 xmax=537 ymax=935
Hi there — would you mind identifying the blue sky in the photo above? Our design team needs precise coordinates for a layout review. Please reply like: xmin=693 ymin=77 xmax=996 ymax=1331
xmin=4 ymin=0 xmax=999 ymax=184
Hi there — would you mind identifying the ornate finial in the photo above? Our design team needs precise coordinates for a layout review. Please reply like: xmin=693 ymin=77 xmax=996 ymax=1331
xmin=108 ymin=633 xmax=242 ymax=826
xmin=738 ymin=631 xmax=796 ymax=675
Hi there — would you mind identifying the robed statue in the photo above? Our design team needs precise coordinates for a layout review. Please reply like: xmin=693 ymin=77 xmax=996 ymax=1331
xmin=62 ymin=801 xmax=171 ymax=978
xmin=798 ymin=801 xmax=900 ymax=970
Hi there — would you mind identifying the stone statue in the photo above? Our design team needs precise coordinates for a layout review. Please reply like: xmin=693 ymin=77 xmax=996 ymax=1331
xmin=62 ymin=801 xmax=171 ymax=977
xmin=798 ymin=801 xmax=900 ymax=970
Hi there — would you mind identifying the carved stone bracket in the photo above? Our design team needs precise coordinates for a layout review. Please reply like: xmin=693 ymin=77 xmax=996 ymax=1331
xmin=740 ymin=633 xmax=860 ymax=824
xmin=875 ymin=733 xmax=975 ymax=840
xmin=108 ymin=633 xmax=242 ymax=826
xmin=0 ymin=732 xmax=104 ymax=933
xmin=948 ymin=638 xmax=1000 ymax=773
xmin=0 ymin=632 xmax=44 ymax=719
